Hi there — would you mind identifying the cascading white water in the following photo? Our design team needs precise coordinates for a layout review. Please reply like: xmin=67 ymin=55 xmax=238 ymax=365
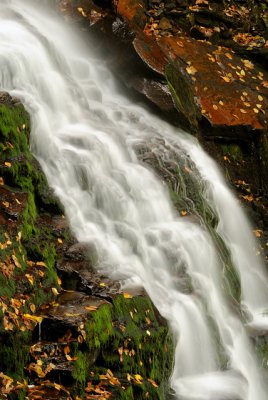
xmin=1 ymin=1 xmax=268 ymax=399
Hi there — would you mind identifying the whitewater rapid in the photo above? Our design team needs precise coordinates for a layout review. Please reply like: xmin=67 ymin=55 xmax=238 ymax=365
xmin=1 ymin=1 xmax=268 ymax=399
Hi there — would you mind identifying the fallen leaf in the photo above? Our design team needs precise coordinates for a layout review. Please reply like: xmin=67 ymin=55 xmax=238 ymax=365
xmin=221 ymin=76 xmax=230 ymax=83
xmin=253 ymin=229 xmax=263 ymax=238
xmin=148 ymin=378 xmax=158 ymax=388
xmin=52 ymin=287 xmax=60 ymax=296
xmin=134 ymin=374 xmax=143 ymax=384
xmin=186 ymin=65 xmax=197 ymax=75
xmin=23 ymin=314 xmax=43 ymax=324
xmin=25 ymin=273 xmax=34 ymax=285
xmin=123 ymin=293 xmax=133 ymax=299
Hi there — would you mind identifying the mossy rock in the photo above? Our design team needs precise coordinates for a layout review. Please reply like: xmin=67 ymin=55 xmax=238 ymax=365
xmin=0 ymin=98 xmax=61 ymax=390
xmin=165 ymin=62 xmax=200 ymax=129
xmin=70 ymin=295 xmax=173 ymax=398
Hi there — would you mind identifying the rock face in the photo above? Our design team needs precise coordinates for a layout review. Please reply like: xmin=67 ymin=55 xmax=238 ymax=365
xmin=0 ymin=94 xmax=173 ymax=399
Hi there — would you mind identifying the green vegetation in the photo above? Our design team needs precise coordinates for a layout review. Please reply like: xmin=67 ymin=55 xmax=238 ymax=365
xmin=0 ymin=101 xmax=60 ymax=392
xmin=70 ymin=295 xmax=174 ymax=399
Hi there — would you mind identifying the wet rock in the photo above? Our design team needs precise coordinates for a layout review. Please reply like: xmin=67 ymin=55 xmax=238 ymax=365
xmin=57 ymin=0 xmax=109 ymax=28
xmin=133 ymin=35 xmax=167 ymax=75
xmin=57 ymin=257 xmax=122 ymax=298
xmin=41 ymin=292 xmax=109 ymax=328
xmin=65 ymin=242 xmax=94 ymax=261
xmin=129 ymin=76 xmax=174 ymax=111
xmin=37 ymin=214 xmax=69 ymax=235
xmin=117 ymin=0 xmax=147 ymax=30
xmin=0 ymin=91 xmax=19 ymax=106
xmin=0 ymin=185 xmax=27 ymax=220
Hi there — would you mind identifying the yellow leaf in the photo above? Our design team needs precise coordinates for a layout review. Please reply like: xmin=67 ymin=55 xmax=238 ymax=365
xmin=134 ymin=374 xmax=143 ymax=384
xmin=36 ymin=261 xmax=47 ymax=267
xmin=242 ymin=194 xmax=254 ymax=202
xmin=3 ymin=316 xmax=14 ymax=331
xmin=52 ymin=287 xmax=60 ymax=296
xmin=2 ymin=201 xmax=9 ymax=208
xmin=99 ymin=374 xmax=108 ymax=380
xmin=57 ymin=238 xmax=63 ymax=244
xmin=30 ymin=303 xmax=36 ymax=313
xmin=253 ymin=229 xmax=263 ymax=238
xmin=12 ymin=254 xmax=22 ymax=269
xmin=64 ymin=312 xmax=81 ymax=317
xmin=186 ymin=65 xmax=197 ymax=75
xmin=148 ymin=378 xmax=158 ymax=388
xmin=85 ymin=305 xmax=98 ymax=311
xmin=25 ymin=273 xmax=34 ymax=285
xmin=23 ymin=314 xmax=43 ymax=323
xmin=123 ymin=293 xmax=133 ymax=299
xmin=4 ymin=162 xmax=11 ymax=168
xmin=77 ymin=7 xmax=87 ymax=17
xmin=16 ymin=231 xmax=22 ymax=242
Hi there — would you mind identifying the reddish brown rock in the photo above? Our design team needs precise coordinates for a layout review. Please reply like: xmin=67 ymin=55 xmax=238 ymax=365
xmin=132 ymin=34 xmax=268 ymax=137
xmin=159 ymin=36 xmax=268 ymax=135
xmin=116 ymin=0 xmax=147 ymax=30
xmin=133 ymin=35 xmax=167 ymax=75
xmin=57 ymin=0 xmax=109 ymax=27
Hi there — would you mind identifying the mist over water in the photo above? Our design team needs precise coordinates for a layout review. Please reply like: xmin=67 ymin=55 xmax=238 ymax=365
xmin=1 ymin=1 xmax=268 ymax=398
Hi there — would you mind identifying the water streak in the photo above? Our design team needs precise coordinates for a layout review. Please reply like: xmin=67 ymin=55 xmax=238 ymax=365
xmin=1 ymin=1 xmax=268 ymax=398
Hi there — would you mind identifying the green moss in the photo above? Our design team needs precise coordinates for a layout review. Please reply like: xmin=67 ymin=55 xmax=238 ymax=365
xmin=81 ymin=296 xmax=173 ymax=399
xmin=72 ymin=351 xmax=88 ymax=389
xmin=221 ymin=144 xmax=243 ymax=162
xmin=0 ymin=331 xmax=31 ymax=379
xmin=0 ymin=101 xmax=61 ymax=388
xmin=0 ymin=274 xmax=16 ymax=298
xmin=85 ymin=303 xmax=113 ymax=350
xmin=117 ymin=386 xmax=134 ymax=400
xmin=165 ymin=63 xmax=199 ymax=128
xmin=256 ymin=339 xmax=268 ymax=369
xmin=0 ymin=104 xmax=30 ymax=150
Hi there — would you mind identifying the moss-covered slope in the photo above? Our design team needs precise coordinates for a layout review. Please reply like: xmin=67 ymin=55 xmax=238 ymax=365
xmin=0 ymin=93 xmax=173 ymax=399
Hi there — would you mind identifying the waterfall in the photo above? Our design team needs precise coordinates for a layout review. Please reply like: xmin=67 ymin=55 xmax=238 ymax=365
xmin=1 ymin=1 xmax=268 ymax=399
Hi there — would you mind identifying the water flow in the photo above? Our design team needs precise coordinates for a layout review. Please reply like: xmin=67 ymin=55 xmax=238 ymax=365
xmin=1 ymin=1 xmax=268 ymax=399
